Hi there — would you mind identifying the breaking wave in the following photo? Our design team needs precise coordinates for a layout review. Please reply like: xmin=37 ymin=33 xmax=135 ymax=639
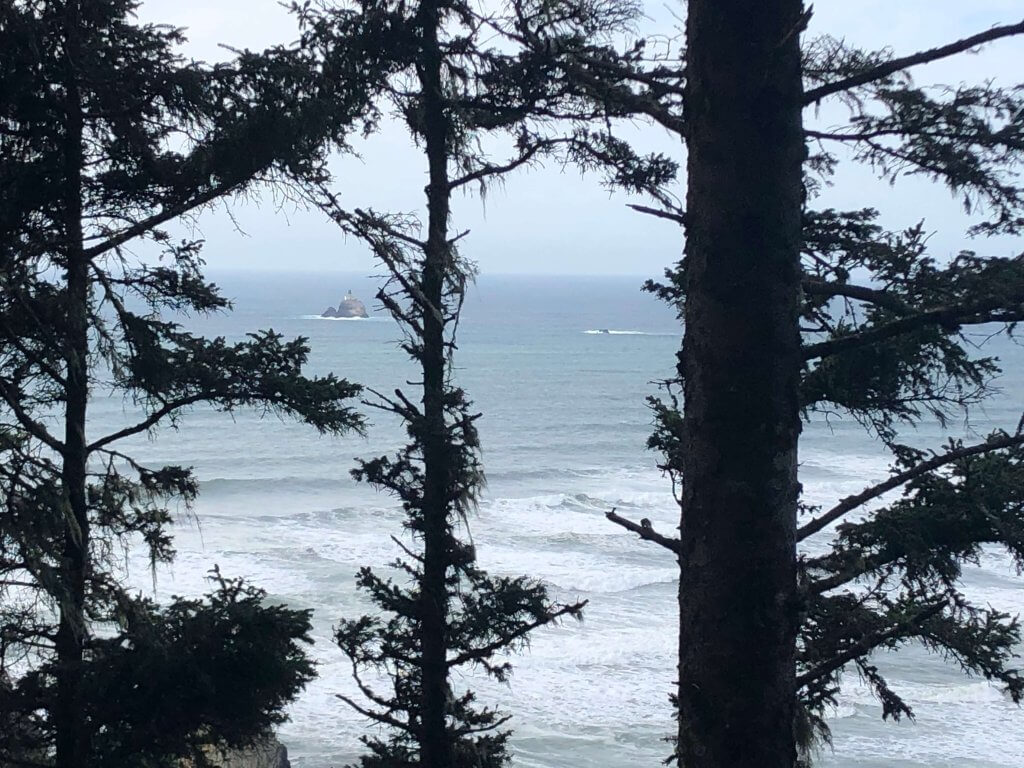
xmin=298 ymin=314 xmax=390 ymax=321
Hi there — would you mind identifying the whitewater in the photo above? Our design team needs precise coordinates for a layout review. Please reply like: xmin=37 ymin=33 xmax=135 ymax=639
xmin=96 ymin=272 xmax=1024 ymax=768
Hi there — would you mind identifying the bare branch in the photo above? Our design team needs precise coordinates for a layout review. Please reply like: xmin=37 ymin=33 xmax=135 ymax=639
xmin=606 ymin=508 xmax=681 ymax=554
xmin=627 ymin=203 xmax=685 ymax=225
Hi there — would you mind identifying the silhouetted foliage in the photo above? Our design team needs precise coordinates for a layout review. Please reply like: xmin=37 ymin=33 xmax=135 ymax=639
xmin=0 ymin=1 xmax=374 ymax=765
xmin=289 ymin=0 xmax=676 ymax=764
xmin=578 ymin=8 xmax=1024 ymax=764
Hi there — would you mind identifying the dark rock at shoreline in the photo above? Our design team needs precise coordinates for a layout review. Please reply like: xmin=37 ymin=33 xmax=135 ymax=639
xmin=185 ymin=737 xmax=291 ymax=768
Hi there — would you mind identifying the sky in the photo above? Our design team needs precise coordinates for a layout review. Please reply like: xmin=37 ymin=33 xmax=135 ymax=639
xmin=135 ymin=0 xmax=1024 ymax=276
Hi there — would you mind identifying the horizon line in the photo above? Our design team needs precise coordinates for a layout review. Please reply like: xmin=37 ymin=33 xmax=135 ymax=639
xmin=203 ymin=267 xmax=663 ymax=279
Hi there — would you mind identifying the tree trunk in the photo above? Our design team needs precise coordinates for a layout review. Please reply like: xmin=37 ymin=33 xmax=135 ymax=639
xmin=417 ymin=1 xmax=453 ymax=766
xmin=55 ymin=2 xmax=90 ymax=767
xmin=677 ymin=2 xmax=805 ymax=767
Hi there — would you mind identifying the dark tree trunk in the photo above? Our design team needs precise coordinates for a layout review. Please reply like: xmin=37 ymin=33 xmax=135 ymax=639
xmin=677 ymin=2 xmax=805 ymax=767
xmin=55 ymin=2 xmax=90 ymax=768
xmin=418 ymin=2 xmax=453 ymax=766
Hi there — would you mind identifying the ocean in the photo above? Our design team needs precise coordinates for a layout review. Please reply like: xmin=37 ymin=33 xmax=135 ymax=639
xmin=93 ymin=271 xmax=1024 ymax=767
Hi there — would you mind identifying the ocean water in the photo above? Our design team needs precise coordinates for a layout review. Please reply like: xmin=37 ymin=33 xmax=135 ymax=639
xmin=93 ymin=272 xmax=1024 ymax=767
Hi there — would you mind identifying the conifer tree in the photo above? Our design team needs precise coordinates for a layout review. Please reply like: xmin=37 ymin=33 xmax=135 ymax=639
xmin=0 ymin=2 xmax=378 ymax=765
xmin=292 ymin=1 xmax=672 ymax=765
xmin=577 ymin=8 xmax=1024 ymax=764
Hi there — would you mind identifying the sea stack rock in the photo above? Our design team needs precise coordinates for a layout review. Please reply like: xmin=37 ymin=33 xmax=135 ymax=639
xmin=321 ymin=290 xmax=369 ymax=319
xmin=180 ymin=735 xmax=291 ymax=768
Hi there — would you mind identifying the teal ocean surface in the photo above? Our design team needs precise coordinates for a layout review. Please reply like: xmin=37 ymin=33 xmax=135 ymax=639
xmin=95 ymin=272 xmax=1024 ymax=767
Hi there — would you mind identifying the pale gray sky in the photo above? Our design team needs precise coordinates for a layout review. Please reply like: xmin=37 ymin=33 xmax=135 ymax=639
xmin=137 ymin=1 xmax=1024 ymax=276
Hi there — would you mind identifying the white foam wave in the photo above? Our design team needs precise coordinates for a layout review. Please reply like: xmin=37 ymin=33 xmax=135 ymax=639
xmin=298 ymin=314 xmax=390 ymax=321
xmin=901 ymin=680 xmax=1010 ymax=705
xmin=828 ymin=703 xmax=859 ymax=720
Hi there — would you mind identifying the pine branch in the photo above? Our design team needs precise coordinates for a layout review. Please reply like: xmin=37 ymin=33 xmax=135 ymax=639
xmin=316 ymin=195 xmax=443 ymax=328
xmin=562 ymin=48 xmax=687 ymax=96
xmin=364 ymin=387 xmax=421 ymax=422
xmin=0 ymin=327 xmax=67 ymax=387
xmin=86 ymin=394 xmax=209 ymax=452
xmin=8 ymin=288 xmax=71 ymax=378
xmin=390 ymin=535 xmax=424 ymax=564
xmin=801 ymin=279 xmax=910 ymax=314
xmin=802 ymin=297 xmax=1024 ymax=361
xmin=453 ymin=714 xmax=513 ymax=737
xmin=507 ymin=23 xmax=687 ymax=136
xmin=0 ymin=379 xmax=63 ymax=453
xmin=351 ymin=660 xmax=411 ymax=710
xmin=805 ymin=124 xmax=985 ymax=143
xmin=317 ymin=186 xmax=426 ymax=250
xmin=798 ymin=431 xmax=1024 ymax=541
xmin=335 ymin=693 xmax=412 ymax=733
xmin=795 ymin=601 xmax=946 ymax=688
xmin=83 ymin=179 xmax=241 ymax=260
xmin=447 ymin=600 xmax=585 ymax=669
xmin=803 ymin=19 xmax=1024 ymax=104
xmin=450 ymin=139 xmax=570 ymax=189
xmin=606 ymin=509 xmax=681 ymax=554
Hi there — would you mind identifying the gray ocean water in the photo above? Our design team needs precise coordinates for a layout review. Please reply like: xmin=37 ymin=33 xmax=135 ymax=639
xmin=95 ymin=272 xmax=1024 ymax=767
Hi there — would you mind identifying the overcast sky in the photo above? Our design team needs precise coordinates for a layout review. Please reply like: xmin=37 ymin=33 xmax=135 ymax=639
xmin=137 ymin=0 xmax=1024 ymax=277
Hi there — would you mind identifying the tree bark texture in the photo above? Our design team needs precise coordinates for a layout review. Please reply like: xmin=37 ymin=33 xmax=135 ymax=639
xmin=55 ymin=2 xmax=91 ymax=767
xmin=678 ymin=2 xmax=806 ymax=767
xmin=418 ymin=1 xmax=454 ymax=766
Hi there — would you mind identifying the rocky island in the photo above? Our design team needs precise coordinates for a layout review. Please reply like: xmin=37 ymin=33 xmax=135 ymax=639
xmin=321 ymin=291 xmax=369 ymax=319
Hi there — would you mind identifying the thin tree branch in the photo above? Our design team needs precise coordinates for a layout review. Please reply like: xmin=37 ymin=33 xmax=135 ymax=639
xmin=0 ymin=379 xmax=64 ymax=453
xmin=0 ymin=327 xmax=67 ymax=388
xmin=798 ymin=431 xmax=1024 ymax=541
xmin=364 ymin=387 xmax=420 ymax=422
xmin=335 ymin=693 xmax=412 ymax=733
xmin=83 ymin=179 xmax=242 ymax=259
xmin=808 ymin=558 xmax=888 ymax=596
xmin=446 ymin=601 xmax=585 ymax=669
xmin=606 ymin=508 xmax=681 ymax=554
xmin=390 ymin=535 xmax=425 ymax=564
xmin=804 ymin=127 xmax=980 ymax=146
xmin=802 ymin=298 xmax=1024 ymax=361
xmin=801 ymin=279 xmax=910 ymax=314
xmin=802 ymin=20 xmax=1019 ymax=105
xmin=795 ymin=601 xmax=946 ymax=688
xmin=86 ymin=394 xmax=208 ymax=452
xmin=803 ymin=19 xmax=1024 ymax=104
xmin=626 ymin=203 xmax=685 ymax=225
xmin=450 ymin=140 xmax=565 ymax=189
xmin=453 ymin=713 xmax=513 ymax=737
